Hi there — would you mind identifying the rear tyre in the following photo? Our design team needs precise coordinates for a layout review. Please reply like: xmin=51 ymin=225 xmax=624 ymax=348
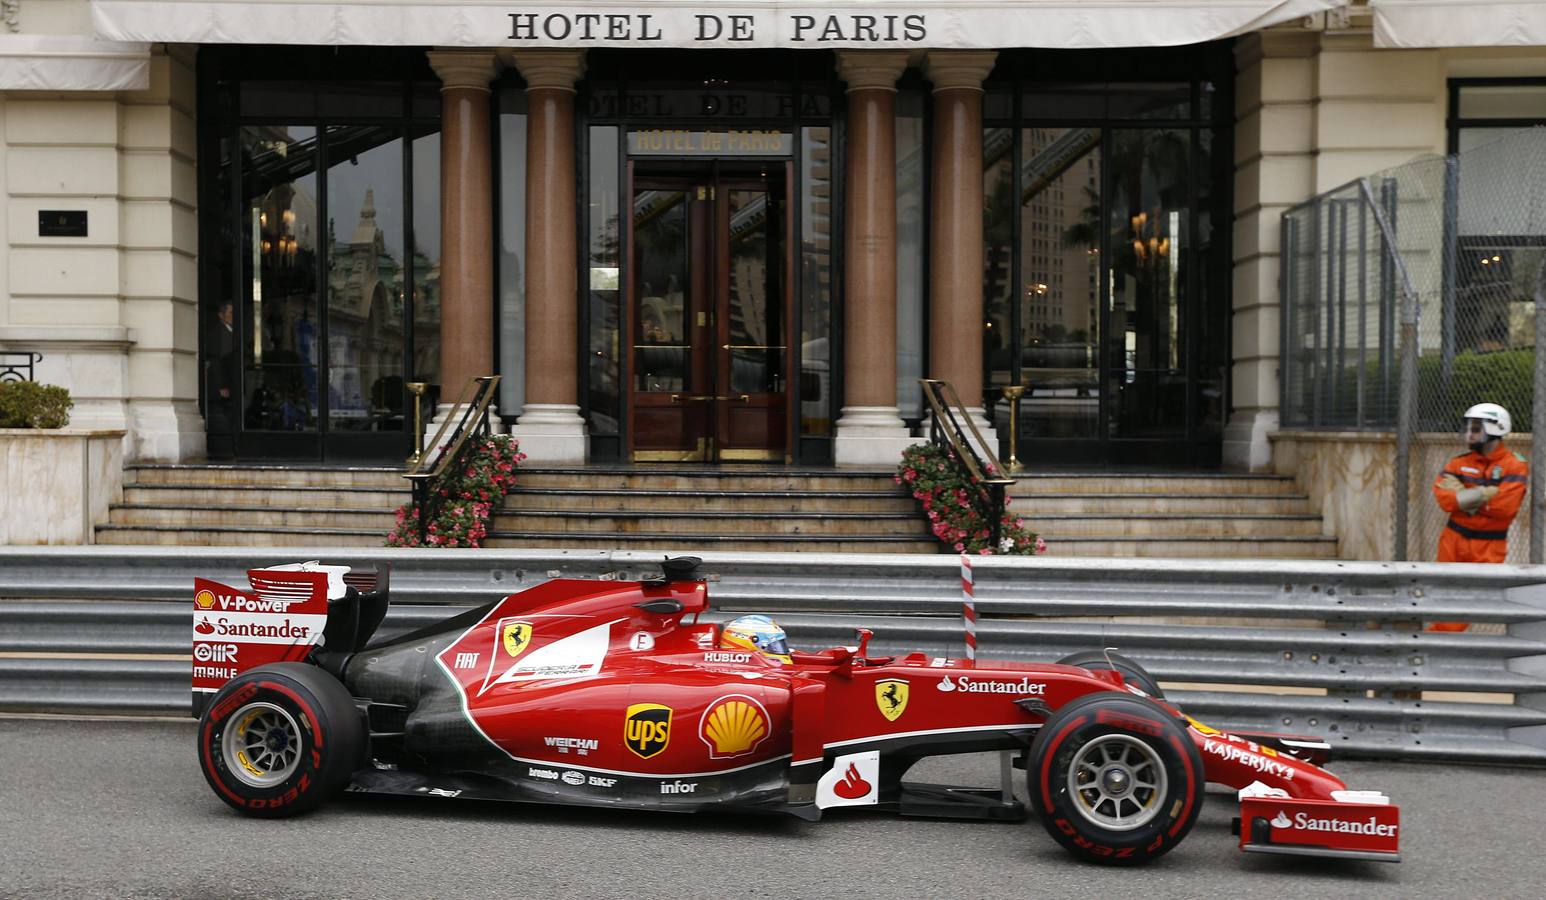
xmin=197 ymin=662 xmax=364 ymax=818
xmin=1056 ymin=650 xmax=1165 ymax=699
xmin=1028 ymin=692 xmax=1203 ymax=865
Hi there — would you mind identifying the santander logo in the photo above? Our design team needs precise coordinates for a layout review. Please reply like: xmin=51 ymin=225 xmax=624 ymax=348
xmin=832 ymin=763 xmax=872 ymax=800
xmin=195 ymin=617 xmax=216 ymax=635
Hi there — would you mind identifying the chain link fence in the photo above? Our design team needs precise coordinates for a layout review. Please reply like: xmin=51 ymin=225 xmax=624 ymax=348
xmin=1281 ymin=127 xmax=1546 ymax=563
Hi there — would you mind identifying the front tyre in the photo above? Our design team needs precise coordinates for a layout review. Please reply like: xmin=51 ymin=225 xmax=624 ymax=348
xmin=197 ymin=663 xmax=364 ymax=818
xmin=1028 ymin=693 xmax=1203 ymax=865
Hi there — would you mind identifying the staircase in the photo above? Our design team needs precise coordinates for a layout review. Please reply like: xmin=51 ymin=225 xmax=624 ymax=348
xmin=98 ymin=465 xmax=410 ymax=546
xmin=99 ymin=465 xmax=1336 ymax=558
xmin=1010 ymin=472 xmax=1338 ymax=558
xmin=491 ymin=467 xmax=930 ymax=553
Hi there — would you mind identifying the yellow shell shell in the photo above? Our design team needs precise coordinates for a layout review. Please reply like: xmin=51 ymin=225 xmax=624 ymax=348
xmin=703 ymin=700 xmax=767 ymax=755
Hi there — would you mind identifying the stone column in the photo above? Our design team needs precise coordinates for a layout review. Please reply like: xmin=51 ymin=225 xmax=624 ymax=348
xmin=506 ymin=49 xmax=588 ymax=463
xmin=1225 ymin=33 xmax=1318 ymax=471
xmin=427 ymin=49 xmax=501 ymax=427
xmin=833 ymin=50 xmax=914 ymax=467
xmin=924 ymin=51 xmax=998 ymax=454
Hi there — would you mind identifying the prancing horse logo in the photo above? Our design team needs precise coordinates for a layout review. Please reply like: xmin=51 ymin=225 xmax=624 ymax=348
xmin=500 ymin=621 xmax=534 ymax=659
xmin=875 ymin=678 xmax=909 ymax=722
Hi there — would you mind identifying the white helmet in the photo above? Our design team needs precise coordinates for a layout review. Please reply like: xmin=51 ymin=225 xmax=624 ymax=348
xmin=1463 ymin=403 xmax=1511 ymax=439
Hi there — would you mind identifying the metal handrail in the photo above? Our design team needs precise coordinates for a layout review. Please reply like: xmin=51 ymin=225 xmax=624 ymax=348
xmin=403 ymin=375 xmax=501 ymax=543
xmin=0 ymin=351 xmax=42 ymax=383
xmin=919 ymin=378 xmax=1016 ymax=549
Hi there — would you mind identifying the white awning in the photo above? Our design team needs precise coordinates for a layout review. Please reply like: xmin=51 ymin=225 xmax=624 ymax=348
xmin=0 ymin=35 xmax=150 ymax=91
xmin=90 ymin=0 xmax=1341 ymax=50
xmin=1371 ymin=0 xmax=1546 ymax=48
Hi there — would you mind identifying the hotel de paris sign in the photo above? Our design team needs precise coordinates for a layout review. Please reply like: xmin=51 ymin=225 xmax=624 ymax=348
xmin=90 ymin=2 xmax=1325 ymax=50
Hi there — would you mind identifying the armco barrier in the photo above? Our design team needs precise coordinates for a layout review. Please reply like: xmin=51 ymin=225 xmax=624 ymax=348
xmin=2 ymin=547 xmax=1545 ymax=764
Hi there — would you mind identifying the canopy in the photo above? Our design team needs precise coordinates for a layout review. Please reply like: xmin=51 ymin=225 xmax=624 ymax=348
xmin=1371 ymin=0 xmax=1546 ymax=48
xmin=0 ymin=35 xmax=149 ymax=91
xmin=90 ymin=0 xmax=1342 ymax=49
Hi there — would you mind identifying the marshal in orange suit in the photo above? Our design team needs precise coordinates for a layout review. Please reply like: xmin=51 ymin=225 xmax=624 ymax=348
xmin=1432 ymin=403 xmax=1530 ymax=564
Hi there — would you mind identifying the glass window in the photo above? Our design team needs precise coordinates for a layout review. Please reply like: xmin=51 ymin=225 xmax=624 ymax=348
xmin=800 ymin=125 xmax=835 ymax=441
xmin=324 ymin=126 xmax=405 ymax=433
xmin=1107 ymin=128 xmax=1190 ymax=438
xmin=1019 ymin=127 xmax=1101 ymax=441
xmin=1456 ymin=83 xmax=1546 ymax=119
xmin=982 ymin=128 xmax=1015 ymax=410
xmin=410 ymin=127 xmax=442 ymax=404
xmin=241 ymin=125 xmax=320 ymax=433
xmin=895 ymin=89 xmax=925 ymax=420
xmin=498 ymin=88 xmax=528 ymax=419
xmin=588 ymin=126 xmax=621 ymax=436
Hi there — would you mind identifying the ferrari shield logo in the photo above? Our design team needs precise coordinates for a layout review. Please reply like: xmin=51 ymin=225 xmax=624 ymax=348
xmin=875 ymin=679 xmax=909 ymax=722
xmin=625 ymin=703 xmax=673 ymax=758
xmin=500 ymin=621 xmax=534 ymax=659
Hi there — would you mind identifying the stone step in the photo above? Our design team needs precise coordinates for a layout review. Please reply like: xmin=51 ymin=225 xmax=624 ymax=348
xmin=1026 ymin=514 xmax=1325 ymax=538
xmin=482 ymin=532 xmax=941 ymax=554
xmin=494 ymin=509 xmax=930 ymax=537
xmin=95 ymin=524 xmax=388 ymax=547
xmin=1010 ymin=474 xmax=1299 ymax=496
xmin=1037 ymin=535 xmax=1340 ymax=558
xmin=122 ymin=484 xmax=410 ymax=510
xmin=1014 ymin=494 xmax=1313 ymax=515
xmin=515 ymin=469 xmax=899 ymax=493
xmin=126 ymin=464 xmax=405 ymax=489
xmin=501 ymin=487 xmax=914 ymax=514
xmin=107 ymin=505 xmax=397 ymax=530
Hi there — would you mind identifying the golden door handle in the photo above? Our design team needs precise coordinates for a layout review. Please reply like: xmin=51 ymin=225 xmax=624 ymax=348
xmin=721 ymin=345 xmax=788 ymax=351
xmin=719 ymin=394 xmax=751 ymax=403
xmin=670 ymin=394 xmax=714 ymax=403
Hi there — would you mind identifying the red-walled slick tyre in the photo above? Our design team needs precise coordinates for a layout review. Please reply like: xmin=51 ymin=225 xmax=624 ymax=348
xmin=1028 ymin=692 xmax=1204 ymax=865
xmin=197 ymin=663 xmax=364 ymax=818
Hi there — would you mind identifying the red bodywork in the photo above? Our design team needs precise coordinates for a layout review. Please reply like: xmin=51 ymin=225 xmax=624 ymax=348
xmin=193 ymin=565 xmax=1399 ymax=861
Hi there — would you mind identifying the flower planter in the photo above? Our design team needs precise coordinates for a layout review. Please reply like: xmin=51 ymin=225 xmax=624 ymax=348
xmin=0 ymin=429 xmax=125 ymax=545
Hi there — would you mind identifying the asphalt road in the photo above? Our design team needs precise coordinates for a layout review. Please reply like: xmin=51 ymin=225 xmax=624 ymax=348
xmin=2 ymin=716 xmax=1544 ymax=899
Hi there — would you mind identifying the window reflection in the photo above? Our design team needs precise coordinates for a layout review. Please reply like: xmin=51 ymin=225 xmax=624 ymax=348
xmin=1019 ymin=127 xmax=1101 ymax=440
xmin=800 ymin=126 xmax=834 ymax=440
xmin=325 ymin=127 xmax=406 ymax=433
xmin=243 ymin=125 xmax=320 ymax=432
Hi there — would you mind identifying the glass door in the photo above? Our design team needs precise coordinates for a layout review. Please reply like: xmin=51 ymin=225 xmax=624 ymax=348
xmin=627 ymin=163 xmax=791 ymax=462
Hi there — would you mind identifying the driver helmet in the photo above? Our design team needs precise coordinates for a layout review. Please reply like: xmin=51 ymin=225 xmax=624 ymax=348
xmin=1463 ymin=402 xmax=1512 ymax=442
xmin=719 ymin=615 xmax=792 ymax=664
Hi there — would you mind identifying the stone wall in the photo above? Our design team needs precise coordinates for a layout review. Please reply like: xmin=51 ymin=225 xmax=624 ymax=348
xmin=0 ymin=429 xmax=124 ymax=544
xmin=1272 ymin=429 xmax=1535 ymax=561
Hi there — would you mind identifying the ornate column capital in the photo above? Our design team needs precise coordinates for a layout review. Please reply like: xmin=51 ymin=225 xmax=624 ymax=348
xmin=835 ymin=50 xmax=910 ymax=94
xmin=504 ymin=49 xmax=587 ymax=93
xmin=923 ymin=50 xmax=998 ymax=93
xmin=427 ymin=49 xmax=502 ymax=92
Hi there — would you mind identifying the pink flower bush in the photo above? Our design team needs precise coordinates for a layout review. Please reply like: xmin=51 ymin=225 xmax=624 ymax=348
xmin=896 ymin=442 xmax=1044 ymax=556
xmin=387 ymin=435 xmax=527 ymax=548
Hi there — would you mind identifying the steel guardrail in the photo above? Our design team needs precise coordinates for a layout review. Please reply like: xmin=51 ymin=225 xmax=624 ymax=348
xmin=2 ymin=547 xmax=1544 ymax=763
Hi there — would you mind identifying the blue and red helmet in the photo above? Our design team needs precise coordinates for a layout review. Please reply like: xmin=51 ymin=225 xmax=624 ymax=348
xmin=719 ymin=615 xmax=792 ymax=663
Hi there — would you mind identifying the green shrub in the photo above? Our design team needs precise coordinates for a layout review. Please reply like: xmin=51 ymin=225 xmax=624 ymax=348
xmin=1311 ymin=348 xmax=1534 ymax=430
xmin=0 ymin=381 xmax=72 ymax=429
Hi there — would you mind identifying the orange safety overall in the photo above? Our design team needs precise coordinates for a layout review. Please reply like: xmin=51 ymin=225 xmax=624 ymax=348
xmin=1432 ymin=442 xmax=1529 ymax=564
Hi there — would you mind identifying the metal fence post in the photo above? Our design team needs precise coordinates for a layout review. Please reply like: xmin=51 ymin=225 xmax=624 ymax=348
xmin=1533 ymin=263 xmax=1546 ymax=564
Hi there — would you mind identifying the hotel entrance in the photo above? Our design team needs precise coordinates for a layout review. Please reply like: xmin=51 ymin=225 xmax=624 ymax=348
xmin=628 ymin=159 xmax=792 ymax=461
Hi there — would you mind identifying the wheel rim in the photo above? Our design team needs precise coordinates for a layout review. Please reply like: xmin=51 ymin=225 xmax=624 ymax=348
xmin=221 ymin=701 xmax=303 ymax=788
xmin=1065 ymin=733 xmax=1168 ymax=831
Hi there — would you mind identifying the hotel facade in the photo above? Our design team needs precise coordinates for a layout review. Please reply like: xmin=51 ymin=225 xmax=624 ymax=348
xmin=0 ymin=0 xmax=1543 ymax=475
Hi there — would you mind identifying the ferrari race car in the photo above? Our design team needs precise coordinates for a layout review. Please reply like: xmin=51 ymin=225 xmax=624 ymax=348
xmin=191 ymin=558 xmax=1401 ymax=865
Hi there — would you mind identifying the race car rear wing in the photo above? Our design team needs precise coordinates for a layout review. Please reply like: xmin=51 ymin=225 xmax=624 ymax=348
xmin=192 ymin=561 xmax=390 ymax=718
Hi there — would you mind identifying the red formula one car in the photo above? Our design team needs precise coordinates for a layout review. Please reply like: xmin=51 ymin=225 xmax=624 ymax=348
xmin=191 ymin=558 xmax=1400 ymax=865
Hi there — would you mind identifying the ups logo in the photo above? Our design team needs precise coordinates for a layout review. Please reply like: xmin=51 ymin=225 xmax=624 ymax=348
xmin=625 ymin=703 xmax=673 ymax=759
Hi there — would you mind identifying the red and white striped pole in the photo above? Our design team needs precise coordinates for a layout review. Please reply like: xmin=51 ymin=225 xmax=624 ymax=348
xmin=961 ymin=553 xmax=977 ymax=661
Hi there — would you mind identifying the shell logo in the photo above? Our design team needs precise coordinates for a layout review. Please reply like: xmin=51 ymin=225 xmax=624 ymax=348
xmin=194 ymin=589 xmax=216 ymax=610
xmin=698 ymin=694 xmax=770 ymax=759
